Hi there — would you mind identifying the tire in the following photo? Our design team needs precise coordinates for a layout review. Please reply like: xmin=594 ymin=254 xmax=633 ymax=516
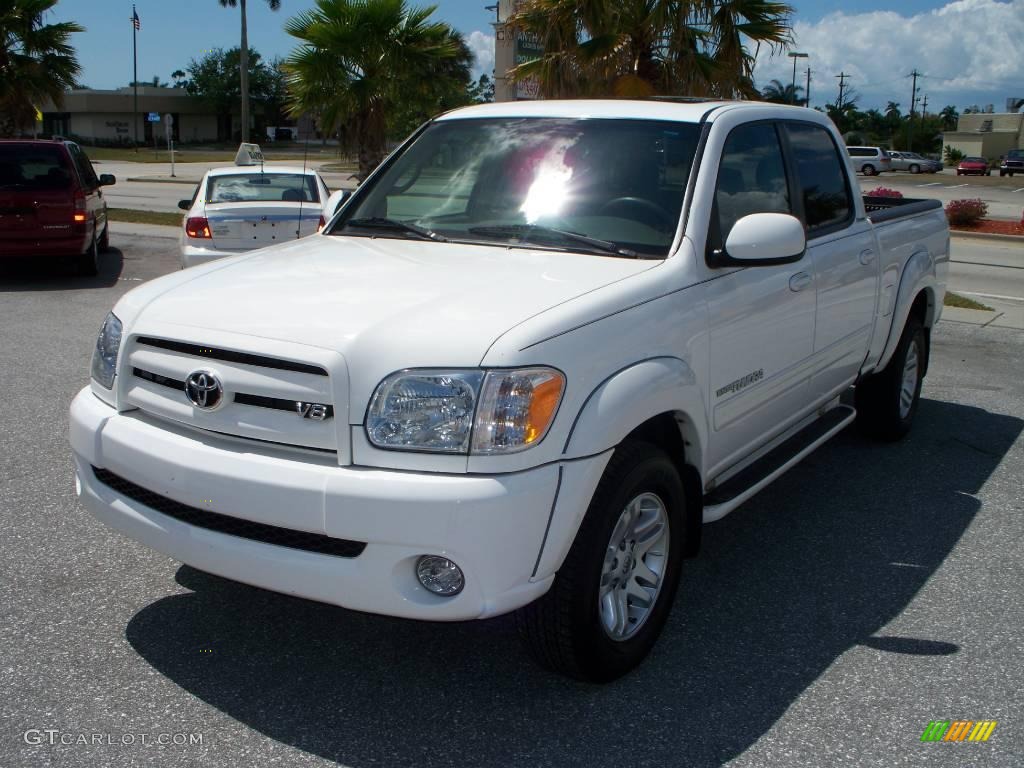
xmin=909 ymin=164 xmax=920 ymax=174
xmin=98 ymin=222 xmax=110 ymax=253
xmin=75 ymin=234 xmax=99 ymax=276
xmin=956 ymin=170 xmax=962 ymax=176
xmin=1000 ymin=170 xmax=1007 ymax=177
xmin=516 ymin=441 xmax=686 ymax=682
xmin=855 ymin=316 xmax=927 ymax=441
xmin=862 ymin=164 xmax=876 ymax=176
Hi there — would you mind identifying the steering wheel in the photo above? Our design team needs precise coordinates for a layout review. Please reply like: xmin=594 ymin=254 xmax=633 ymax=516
xmin=599 ymin=197 xmax=671 ymax=230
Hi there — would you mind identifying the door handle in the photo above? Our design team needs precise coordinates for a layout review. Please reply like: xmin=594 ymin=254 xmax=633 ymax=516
xmin=789 ymin=271 xmax=812 ymax=292
xmin=859 ymin=249 xmax=876 ymax=265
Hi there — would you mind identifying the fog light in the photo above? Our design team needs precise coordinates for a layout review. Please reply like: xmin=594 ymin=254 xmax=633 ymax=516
xmin=416 ymin=555 xmax=464 ymax=596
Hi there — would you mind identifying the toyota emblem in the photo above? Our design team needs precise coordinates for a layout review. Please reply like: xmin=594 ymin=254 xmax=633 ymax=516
xmin=184 ymin=370 xmax=224 ymax=410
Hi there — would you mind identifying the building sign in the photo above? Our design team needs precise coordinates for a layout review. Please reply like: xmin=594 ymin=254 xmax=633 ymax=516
xmin=147 ymin=112 xmax=160 ymax=122
xmin=495 ymin=0 xmax=541 ymax=100
xmin=105 ymin=120 xmax=129 ymax=134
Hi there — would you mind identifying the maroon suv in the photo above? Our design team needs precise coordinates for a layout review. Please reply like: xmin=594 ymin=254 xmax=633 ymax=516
xmin=0 ymin=140 xmax=115 ymax=275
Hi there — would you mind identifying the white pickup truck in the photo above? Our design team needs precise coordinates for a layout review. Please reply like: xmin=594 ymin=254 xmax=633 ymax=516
xmin=70 ymin=100 xmax=949 ymax=682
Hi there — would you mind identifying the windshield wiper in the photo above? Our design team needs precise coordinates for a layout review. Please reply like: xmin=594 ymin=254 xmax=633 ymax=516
xmin=344 ymin=217 xmax=448 ymax=242
xmin=467 ymin=224 xmax=638 ymax=258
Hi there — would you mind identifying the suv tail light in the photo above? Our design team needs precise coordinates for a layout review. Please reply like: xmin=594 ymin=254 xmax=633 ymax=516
xmin=73 ymin=191 xmax=87 ymax=222
xmin=185 ymin=216 xmax=212 ymax=239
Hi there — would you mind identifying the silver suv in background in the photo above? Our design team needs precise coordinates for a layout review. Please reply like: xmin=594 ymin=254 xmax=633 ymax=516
xmin=888 ymin=151 xmax=941 ymax=174
xmin=846 ymin=146 xmax=892 ymax=176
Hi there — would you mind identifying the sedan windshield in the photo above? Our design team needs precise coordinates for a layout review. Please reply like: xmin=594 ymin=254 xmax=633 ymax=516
xmin=331 ymin=117 xmax=701 ymax=258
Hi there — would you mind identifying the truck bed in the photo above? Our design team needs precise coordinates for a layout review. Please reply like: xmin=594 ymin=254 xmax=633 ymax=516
xmin=863 ymin=195 xmax=943 ymax=223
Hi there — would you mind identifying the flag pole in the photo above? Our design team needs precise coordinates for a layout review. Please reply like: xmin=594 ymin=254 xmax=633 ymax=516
xmin=132 ymin=4 xmax=138 ymax=152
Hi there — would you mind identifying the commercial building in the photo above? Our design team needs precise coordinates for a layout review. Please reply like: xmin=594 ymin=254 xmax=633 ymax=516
xmin=943 ymin=107 xmax=1024 ymax=162
xmin=492 ymin=0 xmax=541 ymax=102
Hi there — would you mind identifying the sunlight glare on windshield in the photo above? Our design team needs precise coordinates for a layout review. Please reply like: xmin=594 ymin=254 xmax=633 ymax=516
xmin=519 ymin=144 xmax=575 ymax=224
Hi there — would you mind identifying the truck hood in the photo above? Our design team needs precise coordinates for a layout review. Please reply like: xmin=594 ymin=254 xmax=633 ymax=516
xmin=129 ymin=234 xmax=656 ymax=400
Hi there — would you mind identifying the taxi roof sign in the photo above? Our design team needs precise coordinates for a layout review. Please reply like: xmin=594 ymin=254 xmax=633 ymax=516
xmin=235 ymin=143 xmax=265 ymax=166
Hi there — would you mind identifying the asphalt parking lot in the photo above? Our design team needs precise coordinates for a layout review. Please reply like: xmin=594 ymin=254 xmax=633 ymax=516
xmin=1 ymin=234 xmax=1023 ymax=768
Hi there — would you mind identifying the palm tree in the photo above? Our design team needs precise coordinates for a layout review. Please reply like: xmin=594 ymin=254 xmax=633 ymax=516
xmin=0 ymin=0 xmax=83 ymax=137
xmin=505 ymin=0 xmax=793 ymax=99
xmin=220 ymin=0 xmax=281 ymax=142
xmin=760 ymin=78 xmax=802 ymax=105
xmin=285 ymin=0 xmax=469 ymax=178
xmin=939 ymin=104 xmax=959 ymax=130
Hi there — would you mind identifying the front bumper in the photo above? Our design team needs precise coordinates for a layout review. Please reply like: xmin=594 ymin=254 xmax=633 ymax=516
xmin=69 ymin=387 xmax=580 ymax=620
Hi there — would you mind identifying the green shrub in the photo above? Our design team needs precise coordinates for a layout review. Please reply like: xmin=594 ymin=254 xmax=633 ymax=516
xmin=945 ymin=198 xmax=988 ymax=226
xmin=943 ymin=146 xmax=964 ymax=167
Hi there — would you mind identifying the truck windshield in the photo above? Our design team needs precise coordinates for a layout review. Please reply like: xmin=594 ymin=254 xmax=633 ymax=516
xmin=332 ymin=117 xmax=701 ymax=258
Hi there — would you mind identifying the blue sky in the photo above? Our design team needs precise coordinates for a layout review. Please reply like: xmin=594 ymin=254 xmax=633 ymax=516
xmin=50 ymin=0 xmax=1024 ymax=113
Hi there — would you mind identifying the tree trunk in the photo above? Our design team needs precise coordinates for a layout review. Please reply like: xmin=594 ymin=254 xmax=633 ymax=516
xmin=239 ymin=0 xmax=249 ymax=143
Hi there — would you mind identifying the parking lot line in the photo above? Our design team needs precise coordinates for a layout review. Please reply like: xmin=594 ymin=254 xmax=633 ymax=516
xmin=1014 ymin=187 xmax=1024 ymax=193
xmin=917 ymin=182 xmax=943 ymax=187
xmin=947 ymin=184 xmax=970 ymax=188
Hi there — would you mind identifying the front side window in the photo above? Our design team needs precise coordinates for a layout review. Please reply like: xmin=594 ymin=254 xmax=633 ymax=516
xmin=333 ymin=118 xmax=701 ymax=258
xmin=712 ymin=121 xmax=791 ymax=246
xmin=786 ymin=123 xmax=854 ymax=234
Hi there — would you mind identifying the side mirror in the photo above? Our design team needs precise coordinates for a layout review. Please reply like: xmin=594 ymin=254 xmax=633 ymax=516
xmin=713 ymin=213 xmax=806 ymax=267
xmin=177 ymin=199 xmax=193 ymax=211
xmin=98 ymin=174 xmax=116 ymax=186
xmin=323 ymin=188 xmax=351 ymax=219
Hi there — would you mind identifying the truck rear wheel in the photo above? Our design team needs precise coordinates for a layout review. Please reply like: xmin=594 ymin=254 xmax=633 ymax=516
xmin=855 ymin=316 xmax=926 ymax=441
xmin=516 ymin=441 xmax=685 ymax=682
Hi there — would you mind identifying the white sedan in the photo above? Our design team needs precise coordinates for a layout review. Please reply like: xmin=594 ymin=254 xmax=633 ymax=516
xmin=178 ymin=148 xmax=342 ymax=268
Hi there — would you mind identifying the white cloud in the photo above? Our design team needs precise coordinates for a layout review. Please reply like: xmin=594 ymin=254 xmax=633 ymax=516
xmin=467 ymin=30 xmax=495 ymax=79
xmin=754 ymin=0 xmax=1024 ymax=111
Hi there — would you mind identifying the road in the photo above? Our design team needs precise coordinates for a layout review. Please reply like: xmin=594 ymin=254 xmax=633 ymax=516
xmin=949 ymin=238 xmax=1024 ymax=329
xmin=94 ymin=160 xmax=357 ymax=213
xmin=1 ymin=232 xmax=1022 ymax=768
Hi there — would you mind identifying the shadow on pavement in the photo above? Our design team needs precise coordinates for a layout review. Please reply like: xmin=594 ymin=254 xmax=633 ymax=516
xmin=125 ymin=398 xmax=1021 ymax=767
xmin=0 ymin=247 xmax=123 ymax=291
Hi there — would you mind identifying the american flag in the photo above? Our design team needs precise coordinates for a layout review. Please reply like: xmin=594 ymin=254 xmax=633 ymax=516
xmin=132 ymin=8 xmax=140 ymax=30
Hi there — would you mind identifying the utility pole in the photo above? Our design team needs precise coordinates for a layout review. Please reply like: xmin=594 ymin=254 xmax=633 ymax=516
xmin=805 ymin=68 xmax=812 ymax=108
xmin=921 ymin=94 xmax=929 ymax=119
xmin=835 ymin=72 xmax=849 ymax=111
xmin=907 ymin=69 xmax=920 ymax=151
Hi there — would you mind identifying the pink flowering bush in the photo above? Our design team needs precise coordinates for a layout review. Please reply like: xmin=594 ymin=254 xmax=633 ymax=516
xmin=944 ymin=199 xmax=988 ymax=226
xmin=866 ymin=187 xmax=903 ymax=198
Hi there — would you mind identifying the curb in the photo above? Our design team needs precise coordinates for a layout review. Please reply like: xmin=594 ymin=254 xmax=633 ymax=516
xmin=949 ymin=229 xmax=1024 ymax=244
xmin=125 ymin=176 xmax=199 ymax=185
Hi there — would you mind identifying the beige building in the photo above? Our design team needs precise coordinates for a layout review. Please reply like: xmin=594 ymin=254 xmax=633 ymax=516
xmin=943 ymin=111 xmax=1024 ymax=162
xmin=39 ymin=87 xmax=242 ymax=145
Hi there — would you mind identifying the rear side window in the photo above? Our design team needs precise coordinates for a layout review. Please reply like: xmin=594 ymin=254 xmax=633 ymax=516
xmin=786 ymin=123 xmax=854 ymax=235
xmin=67 ymin=144 xmax=98 ymax=189
xmin=0 ymin=145 xmax=74 ymax=190
xmin=713 ymin=122 xmax=791 ymax=246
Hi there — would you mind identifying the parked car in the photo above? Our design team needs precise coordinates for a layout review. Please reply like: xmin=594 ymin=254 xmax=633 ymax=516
xmin=957 ymin=157 xmax=990 ymax=176
xmin=71 ymin=100 xmax=949 ymax=682
xmin=0 ymin=139 xmax=115 ymax=274
xmin=999 ymin=148 xmax=1024 ymax=177
xmin=888 ymin=151 xmax=941 ymax=174
xmin=846 ymin=146 xmax=892 ymax=175
xmin=178 ymin=144 xmax=337 ymax=268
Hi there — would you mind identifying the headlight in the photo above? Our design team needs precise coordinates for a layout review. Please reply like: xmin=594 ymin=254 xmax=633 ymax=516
xmin=366 ymin=367 xmax=565 ymax=455
xmin=90 ymin=312 xmax=122 ymax=390
xmin=366 ymin=370 xmax=484 ymax=453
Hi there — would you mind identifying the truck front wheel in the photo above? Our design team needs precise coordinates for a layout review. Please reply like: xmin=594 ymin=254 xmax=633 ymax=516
xmin=855 ymin=316 xmax=927 ymax=441
xmin=516 ymin=441 xmax=686 ymax=682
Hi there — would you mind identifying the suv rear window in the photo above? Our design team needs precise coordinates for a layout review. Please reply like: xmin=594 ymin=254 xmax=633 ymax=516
xmin=0 ymin=145 xmax=75 ymax=190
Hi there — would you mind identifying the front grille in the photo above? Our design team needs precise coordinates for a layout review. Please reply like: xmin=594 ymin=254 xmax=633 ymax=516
xmin=132 ymin=367 xmax=334 ymax=420
xmin=91 ymin=467 xmax=365 ymax=558
xmin=135 ymin=337 xmax=328 ymax=376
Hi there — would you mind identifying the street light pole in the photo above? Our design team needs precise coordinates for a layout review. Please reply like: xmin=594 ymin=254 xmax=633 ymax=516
xmin=788 ymin=52 xmax=808 ymax=105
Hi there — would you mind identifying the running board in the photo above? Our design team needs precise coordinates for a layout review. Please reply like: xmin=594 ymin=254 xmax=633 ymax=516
xmin=702 ymin=405 xmax=856 ymax=523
